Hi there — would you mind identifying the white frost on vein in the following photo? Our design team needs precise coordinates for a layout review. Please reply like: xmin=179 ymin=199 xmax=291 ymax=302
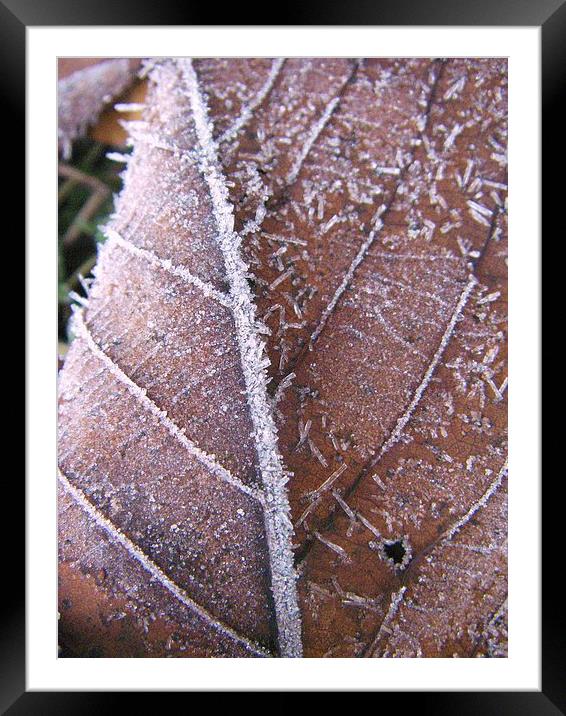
xmin=217 ymin=58 xmax=285 ymax=145
xmin=72 ymin=310 xmax=263 ymax=504
xmin=58 ymin=469 xmax=270 ymax=657
xmin=104 ymin=227 xmax=232 ymax=308
xmin=369 ymin=586 xmax=407 ymax=657
xmin=180 ymin=58 xmax=303 ymax=658
xmin=441 ymin=462 xmax=507 ymax=543
xmin=372 ymin=275 xmax=477 ymax=465
xmin=310 ymin=217 xmax=385 ymax=346
xmin=286 ymin=95 xmax=342 ymax=184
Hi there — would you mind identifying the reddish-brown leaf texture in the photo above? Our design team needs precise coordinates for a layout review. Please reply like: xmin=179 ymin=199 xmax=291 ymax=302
xmin=58 ymin=57 xmax=508 ymax=658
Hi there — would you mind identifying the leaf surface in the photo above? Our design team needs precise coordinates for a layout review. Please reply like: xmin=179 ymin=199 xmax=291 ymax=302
xmin=58 ymin=57 xmax=507 ymax=658
xmin=59 ymin=59 xmax=301 ymax=658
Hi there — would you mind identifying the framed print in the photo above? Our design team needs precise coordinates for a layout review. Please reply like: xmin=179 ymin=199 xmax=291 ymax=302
xmin=12 ymin=0 xmax=554 ymax=708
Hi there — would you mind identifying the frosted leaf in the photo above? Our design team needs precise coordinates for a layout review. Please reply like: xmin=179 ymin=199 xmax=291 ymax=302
xmin=59 ymin=58 xmax=301 ymax=658
xmin=59 ymin=57 xmax=507 ymax=659
xmin=58 ymin=59 xmax=140 ymax=158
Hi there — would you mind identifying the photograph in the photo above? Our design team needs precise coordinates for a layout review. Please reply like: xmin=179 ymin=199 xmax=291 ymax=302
xmin=11 ymin=2 xmax=554 ymax=703
xmin=57 ymin=56 xmax=508 ymax=660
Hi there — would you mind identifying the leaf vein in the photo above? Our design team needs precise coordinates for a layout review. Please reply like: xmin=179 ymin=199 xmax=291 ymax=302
xmin=104 ymin=227 xmax=232 ymax=307
xmin=182 ymin=59 xmax=303 ymax=658
xmin=365 ymin=461 xmax=507 ymax=657
xmin=366 ymin=274 xmax=477 ymax=467
xmin=217 ymin=58 xmax=285 ymax=145
xmin=306 ymin=58 xmax=445 ymax=351
xmin=73 ymin=310 xmax=263 ymax=504
xmin=58 ymin=468 xmax=271 ymax=657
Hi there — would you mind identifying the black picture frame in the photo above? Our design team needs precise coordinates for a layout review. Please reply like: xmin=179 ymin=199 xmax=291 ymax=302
xmin=12 ymin=0 xmax=553 ymax=709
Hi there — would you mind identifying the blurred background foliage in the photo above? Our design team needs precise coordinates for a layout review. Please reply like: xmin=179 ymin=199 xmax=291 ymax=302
xmin=58 ymin=140 xmax=130 ymax=351
xmin=57 ymin=62 xmax=145 ymax=357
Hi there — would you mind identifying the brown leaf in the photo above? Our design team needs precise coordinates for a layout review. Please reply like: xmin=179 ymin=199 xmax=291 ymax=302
xmin=58 ymin=58 xmax=507 ymax=658
xmin=58 ymin=58 xmax=142 ymax=157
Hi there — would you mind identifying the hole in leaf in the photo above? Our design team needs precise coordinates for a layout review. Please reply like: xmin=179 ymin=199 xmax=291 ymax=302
xmin=383 ymin=539 xmax=406 ymax=565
